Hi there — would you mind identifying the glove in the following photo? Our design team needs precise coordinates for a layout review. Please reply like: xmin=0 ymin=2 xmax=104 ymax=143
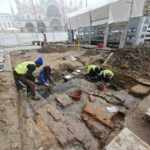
xmin=44 ymin=82 xmax=49 ymax=87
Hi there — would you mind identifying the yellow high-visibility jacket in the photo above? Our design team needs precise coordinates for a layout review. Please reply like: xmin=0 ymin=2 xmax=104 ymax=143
xmin=100 ymin=69 xmax=114 ymax=78
xmin=86 ymin=65 xmax=97 ymax=73
xmin=15 ymin=61 xmax=35 ymax=75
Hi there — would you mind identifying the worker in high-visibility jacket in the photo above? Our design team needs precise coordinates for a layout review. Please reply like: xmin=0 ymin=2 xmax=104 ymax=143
xmin=14 ymin=57 xmax=43 ymax=100
xmin=99 ymin=69 xmax=114 ymax=82
xmin=85 ymin=64 xmax=114 ymax=82
xmin=85 ymin=64 xmax=101 ymax=81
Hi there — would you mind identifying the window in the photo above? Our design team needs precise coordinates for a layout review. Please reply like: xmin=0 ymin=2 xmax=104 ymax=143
xmin=141 ymin=34 xmax=144 ymax=38
xmin=143 ymin=26 xmax=147 ymax=32
xmin=146 ymin=34 xmax=150 ymax=37
xmin=144 ymin=19 xmax=149 ymax=24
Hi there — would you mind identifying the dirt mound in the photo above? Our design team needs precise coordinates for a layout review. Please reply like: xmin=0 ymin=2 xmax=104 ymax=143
xmin=110 ymin=48 xmax=150 ymax=78
xmin=38 ymin=44 xmax=79 ymax=53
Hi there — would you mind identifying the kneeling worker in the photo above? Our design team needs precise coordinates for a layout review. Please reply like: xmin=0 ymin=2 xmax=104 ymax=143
xmin=38 ymin=65 xmax=54 ymax=86
xmin=99 ymin=69 xmax=114 ymax=82
xmin=14 ymin=57 xmax=43 ymax=100
xmin=85 ymin=64 xmax=101 ymax=81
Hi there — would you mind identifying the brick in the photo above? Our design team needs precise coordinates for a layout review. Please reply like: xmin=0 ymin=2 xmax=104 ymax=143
xmin=84 ymin=102 xmax=118 ymax=128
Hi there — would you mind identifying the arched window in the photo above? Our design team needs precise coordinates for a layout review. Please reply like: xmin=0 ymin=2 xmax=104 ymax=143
xmin=25 ymin=22 xmax=35 ymax=32
xmin=47 ymin=5 xmax=61 ymax=18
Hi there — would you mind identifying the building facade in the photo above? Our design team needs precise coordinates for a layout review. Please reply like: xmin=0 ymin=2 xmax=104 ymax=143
xmin=14 ymin=0 xmax=66 ymax=32
xmin=0 ymin=14 xmax=15 ymax=32
xmin=68 ymin=0 xmax=150 ymax=47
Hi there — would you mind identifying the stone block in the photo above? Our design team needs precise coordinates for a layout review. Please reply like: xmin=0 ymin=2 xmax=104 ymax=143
xmin=136 ymin=78 xmax=150 ymax=86
xmin=82 ymin=113 xmax=111 ymax=142
xmin=130 ymin=84 xmax=150 ymax=97
xmin=105 ymin=128 xmax=150 ymax=150
xmin=83 ymin=102 xmax=118 ymax=128
xmin=113 ymin=90 xmax=138 ymax=108
xmin=35 ymin=114 xmax=56 ymax=147
xmin=46 ymin=105 xmax=63 ymax=121
xmin=56 ymin=93 xmax=73 ymax=107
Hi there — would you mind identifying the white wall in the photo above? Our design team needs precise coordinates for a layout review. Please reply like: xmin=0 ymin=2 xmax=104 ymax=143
xmin=69 ymin=5 xmax=109 ymax=29
xmin=0 ymin=32 xmax=68 ymax=47
xmin=68 ymin=0 xmax=146 ymax=29
xmin=109 ymin=0 xmax=145 ymax=23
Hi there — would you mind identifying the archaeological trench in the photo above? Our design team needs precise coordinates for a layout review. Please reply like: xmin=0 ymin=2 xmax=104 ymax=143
xmin=0 ymin=45 xmax=150 ymax=150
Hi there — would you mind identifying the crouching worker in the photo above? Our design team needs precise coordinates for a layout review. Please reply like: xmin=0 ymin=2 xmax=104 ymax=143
xmin=38 ymin=65 xmax=54 ymax=86
xmin=37 ymin=66 xmax=54 ymax=97
xmin=99 ymin=69 xmax=114 ymax=82
xmin=85 ymin=64 xmax=101 ymax=81
xmin=14 ymin=57 xmax=43 ymax=100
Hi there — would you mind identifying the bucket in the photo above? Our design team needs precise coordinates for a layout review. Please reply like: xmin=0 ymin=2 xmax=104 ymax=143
xmin=69 ymin=90 xmax=82 ymax=101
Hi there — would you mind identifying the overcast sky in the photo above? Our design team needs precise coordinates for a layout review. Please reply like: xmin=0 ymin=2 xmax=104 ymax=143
xmin=0 ymin=0 xmax=116 ymax=13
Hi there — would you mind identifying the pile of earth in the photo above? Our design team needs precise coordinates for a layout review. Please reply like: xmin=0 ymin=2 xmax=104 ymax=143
xmin=38 ymin=43 xmax=80 ymax=53
xmin=110 ymin=48 xmax=150 ymax=79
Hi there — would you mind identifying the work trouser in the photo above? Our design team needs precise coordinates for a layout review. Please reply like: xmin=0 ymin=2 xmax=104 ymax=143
xmin=13 ymin=71 xmax=36 ymax=96
xmin=98 ymin=73 xmax=112 ymax=82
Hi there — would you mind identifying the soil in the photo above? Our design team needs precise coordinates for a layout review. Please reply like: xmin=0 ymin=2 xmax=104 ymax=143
xmin=110 ymin=48 xmax=150 ymax=79
xmin=1 ymin=45 xmax=150 ymax=150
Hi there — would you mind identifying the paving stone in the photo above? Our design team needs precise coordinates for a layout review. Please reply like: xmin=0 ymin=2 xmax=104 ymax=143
xmin=103 ymin=95 xmax=123 ymax=105
xmin=39 ymin=104 xmax=99 ymax=150
xmin=65 ymin=118 xmax=99 ymax=150
xmin=35 ymin=114 xmax=57 ymax=148
xmin=82 ymin=113 xmax=111 ymax=144
xmin=46 ymin=104 xmax=63 ymax=121
xmin=130 ymin=84 xmax=150 ymax=97
xmin=105 ymin=128 xmax=150 ymax=150
xmin=56 ymin=93 xmax=73 ymax=107
xmin=50 ymin=121 xmax=75 ymax=146
xmin=112 ymin=90 xmax=138 ymax=108
xmin=83 ymin=102 xmax=118 ymax=128
xmin=136 ymin=78 xmax=150 ymax=86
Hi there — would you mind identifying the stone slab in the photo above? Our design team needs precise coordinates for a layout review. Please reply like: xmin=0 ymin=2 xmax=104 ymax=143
xmin=112 ymin=90 xmax=138 ymax=108
xmin=130 ymin=84 xmax=150 ymax=97
xmin=84 ymin=102 xmax=118 ymax=128
xmin=105 ymin=128 xmax=150 ymax=150
xmin=82 ymin=113 xmax=111 ymax=142
xmin=56 ymin=93 xmax=73 ymax=107
xmin=46 ymin=105 xmax=63 ymax=121
xmin=136 ymin=78 xmax=150 ymax=86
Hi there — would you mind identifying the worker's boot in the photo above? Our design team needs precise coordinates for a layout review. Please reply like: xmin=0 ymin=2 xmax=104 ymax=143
xmin=31 ymin=94 xmax=41 ymax=101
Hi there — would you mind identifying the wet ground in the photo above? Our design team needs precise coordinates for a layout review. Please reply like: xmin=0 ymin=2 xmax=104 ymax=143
xmin=0 ymin=46 xmax=150 ymax=150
